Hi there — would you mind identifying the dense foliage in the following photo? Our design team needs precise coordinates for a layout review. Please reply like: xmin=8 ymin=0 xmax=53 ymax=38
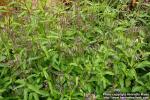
xmin=0 ymin=0 xmax=150 ymax=99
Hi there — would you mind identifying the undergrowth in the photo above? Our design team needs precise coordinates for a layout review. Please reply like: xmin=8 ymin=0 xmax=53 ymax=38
xmin=0 ymin=0 xmax=150 ymax=100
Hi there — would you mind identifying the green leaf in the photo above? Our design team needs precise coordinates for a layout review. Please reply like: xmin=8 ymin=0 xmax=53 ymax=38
xmin=104 ymin=71 xmax=114 ymax=75
xmin=132 ymin=86 xmax=144 ymax=92
xmin=48 ymin=81 xmax=53 ymax=95
xmin=15 ymin=79 xmax=26 ymax=84
xmin=0 ymin=56 xmax=6 ymax=62
xmin=43 ymin=68 xmax=50 ymax=80
xmin=135 ymin=61 xmax=150 ymax=69
xmin=47 ymin=97 xmax=52 ymax=100
xmin=136 ymin=80 xmax=144 ymax=86
xmin=0 ymin=63 xmax=9 ymax=67
xmin=143 ymin=72 xmax=150 ymax=77
xmin=129 ymin=68 xmax=137 ymax=79
xmin=0 ymin=89 xmax=6 ymax=93
xmin=33 ymin=93 xmax=39 ymax=100
xmin=29 ymin=93 xmax=33 ymax=100
xmin=125 ymin=78 xmax=131 ymax=87
xmin=27 ymin=84 xmax=49 ymax=96
xmin=24 ymin=89 xmax=28 ymax=100
xmin=0 ymin=96 xmax=4 ymax=99
xmin=119 ymin=78 xmax=124 ymax=88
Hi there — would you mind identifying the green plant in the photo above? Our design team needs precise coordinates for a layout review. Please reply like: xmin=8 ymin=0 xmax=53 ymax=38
xmin=0 ymin=0 xmax=150 ymax=99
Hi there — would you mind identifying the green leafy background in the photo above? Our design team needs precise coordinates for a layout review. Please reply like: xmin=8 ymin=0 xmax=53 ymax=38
xmin=0 ymin=0 xmax=150 ymax=99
